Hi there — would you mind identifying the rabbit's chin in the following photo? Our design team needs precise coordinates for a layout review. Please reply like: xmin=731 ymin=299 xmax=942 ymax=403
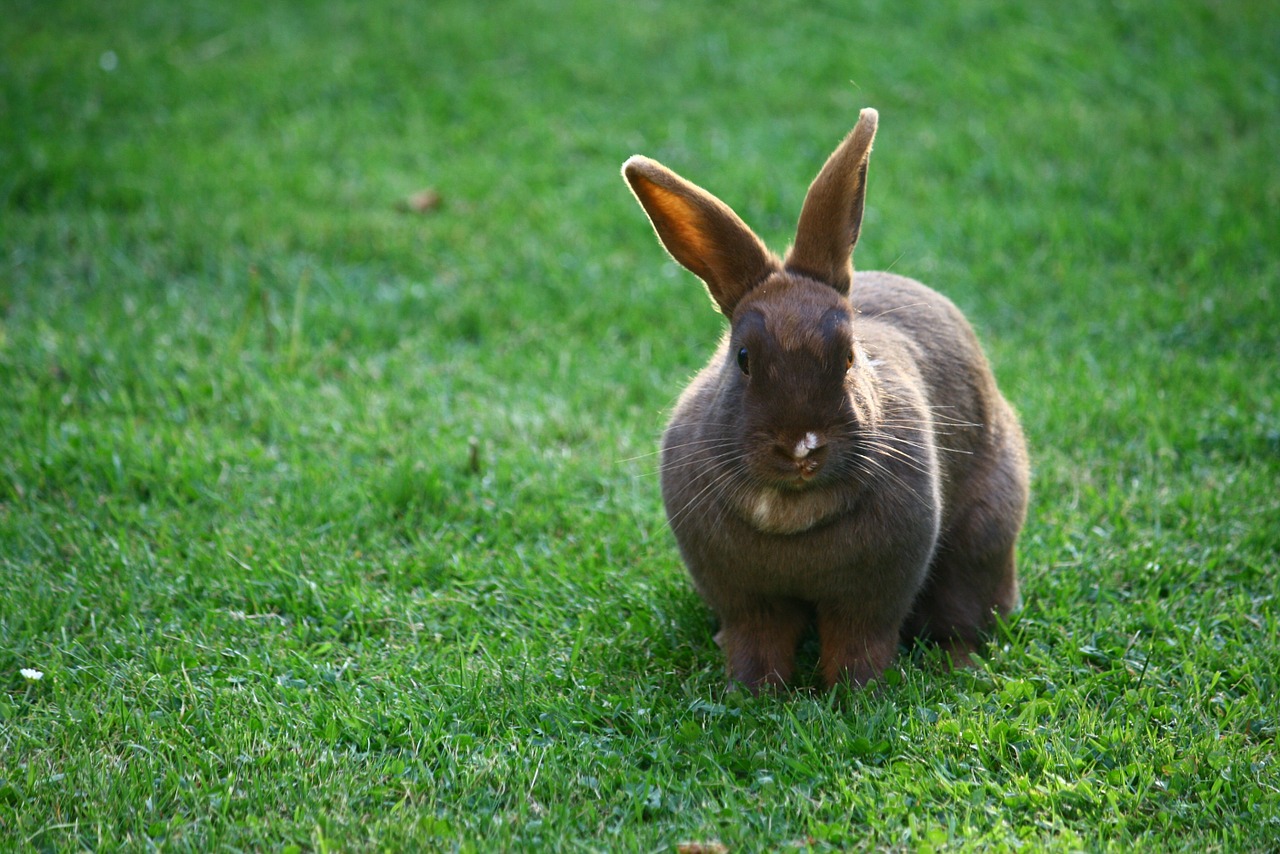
xmin=740 ymin=482 xmax=848 ymax=536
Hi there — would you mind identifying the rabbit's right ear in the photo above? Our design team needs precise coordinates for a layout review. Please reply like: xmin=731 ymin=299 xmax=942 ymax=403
xmin=623 ymin=156 xmax=780 ymax=317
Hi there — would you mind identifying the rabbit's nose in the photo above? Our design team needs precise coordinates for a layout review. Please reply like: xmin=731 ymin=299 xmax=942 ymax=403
xmin=775 ymin=432 xmax=828 ymax=478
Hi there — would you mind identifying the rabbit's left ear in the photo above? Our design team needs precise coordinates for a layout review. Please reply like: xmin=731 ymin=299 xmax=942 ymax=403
xmin=785 ymin=108 xmax=879 ymax=295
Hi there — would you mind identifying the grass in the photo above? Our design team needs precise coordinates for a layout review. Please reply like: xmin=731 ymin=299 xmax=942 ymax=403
xmin=2 ymin=0 xmax=1277 ymax=849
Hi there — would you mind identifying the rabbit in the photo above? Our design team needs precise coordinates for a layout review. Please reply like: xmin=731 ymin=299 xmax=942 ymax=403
xmin=621 ymin=108 xmax=1029 ymax=692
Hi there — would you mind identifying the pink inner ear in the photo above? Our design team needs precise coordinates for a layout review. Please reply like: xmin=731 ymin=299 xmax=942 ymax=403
xmin=625 ymin=159 xmax=782 ymax=316
xmin=637 ymin=181 xmax=720 ymax=276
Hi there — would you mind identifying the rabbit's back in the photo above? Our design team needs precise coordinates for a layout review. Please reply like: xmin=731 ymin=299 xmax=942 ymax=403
xmin=853 ymin=271 xmax=1028 ymax=620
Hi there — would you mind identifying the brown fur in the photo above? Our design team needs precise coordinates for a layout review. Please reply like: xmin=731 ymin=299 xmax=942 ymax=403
xmin=622 ymin=108 xmax=1029 ymax=691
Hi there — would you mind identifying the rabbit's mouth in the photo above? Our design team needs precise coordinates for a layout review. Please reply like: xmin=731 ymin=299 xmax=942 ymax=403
xmin=777 ymin=466 xmax=822 ymax=489
xmin=760 ymin=432 xmax=831 ymax=487
xmin=797 ymin=457 xmax=824 ymax=481
xmin=752 ymin=463 xmax=832 ymax=497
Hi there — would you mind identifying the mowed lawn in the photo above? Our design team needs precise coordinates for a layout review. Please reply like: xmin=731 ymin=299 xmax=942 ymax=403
xmin=2 ymin=0 xmax=1277 ymax=850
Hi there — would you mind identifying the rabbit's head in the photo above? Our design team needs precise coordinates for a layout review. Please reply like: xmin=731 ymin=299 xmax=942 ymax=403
xmin=623 ymin=109 xmax=883 ymax=494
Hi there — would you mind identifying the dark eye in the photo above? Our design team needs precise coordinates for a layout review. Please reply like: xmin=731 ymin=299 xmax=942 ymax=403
xmin=737 ymin=346 xmax=750 ymax=376
xmin=845 ymin=348 xmax=855 ymax=371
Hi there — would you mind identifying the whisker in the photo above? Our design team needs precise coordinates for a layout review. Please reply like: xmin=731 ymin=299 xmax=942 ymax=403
xmin=641 ymin=447 xmax=744 ymax=483
xmin=859 ymin=440 xmax=933 ymax=479
xmin=849 ymin=449 xmax=929 ymax=507
xmin=665 ymin=456 xmax=747 ymax=535
xmin=858 ymin=300 xmax=929 ymax=319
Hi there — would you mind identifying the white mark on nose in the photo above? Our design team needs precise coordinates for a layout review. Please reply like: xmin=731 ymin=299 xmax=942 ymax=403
xmin=793 ymin=432 xmax=821 ymax=459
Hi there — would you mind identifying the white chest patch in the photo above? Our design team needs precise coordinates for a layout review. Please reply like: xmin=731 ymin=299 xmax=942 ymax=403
xmin=748 ymin=487 xmax=832 ymax=535
xmin=751 ymin=490 xmax=779 ymax=529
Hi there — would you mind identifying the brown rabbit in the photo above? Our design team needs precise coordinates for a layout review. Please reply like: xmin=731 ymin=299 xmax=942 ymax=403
xmin=622 ymin=108 xmax=1029 ymax=692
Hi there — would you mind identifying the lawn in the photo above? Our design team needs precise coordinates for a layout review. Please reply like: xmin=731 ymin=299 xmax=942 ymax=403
xmin=2 ymin=0 xmax=1277 ymax=850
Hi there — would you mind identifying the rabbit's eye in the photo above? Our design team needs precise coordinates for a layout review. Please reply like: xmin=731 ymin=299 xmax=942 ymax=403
xmin=845 ymin=349 xmax=855 ymax=371
xmin=737 ymin=347 xmax=751 ymax=376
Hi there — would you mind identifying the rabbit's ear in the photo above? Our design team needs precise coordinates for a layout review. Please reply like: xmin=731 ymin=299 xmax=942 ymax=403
xmin=623 ymin=155 xmax=779 ymax=317
xmin=785 ymin=108 xmax=879 ymax=295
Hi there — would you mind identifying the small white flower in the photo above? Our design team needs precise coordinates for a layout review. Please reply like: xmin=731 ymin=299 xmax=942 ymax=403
xmin=20 ymin=668 xmax=43 ymax=681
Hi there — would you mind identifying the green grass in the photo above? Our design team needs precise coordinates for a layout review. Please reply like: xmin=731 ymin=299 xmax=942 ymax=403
xmin=2 ymin=0 xmax=1277 ymax=849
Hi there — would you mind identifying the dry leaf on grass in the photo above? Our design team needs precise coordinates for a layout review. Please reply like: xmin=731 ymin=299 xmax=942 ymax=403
xmin=677 ymin=842 xmax=729 ymax=854
xmin=395 ymin=188 xmax=442 ymax=213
